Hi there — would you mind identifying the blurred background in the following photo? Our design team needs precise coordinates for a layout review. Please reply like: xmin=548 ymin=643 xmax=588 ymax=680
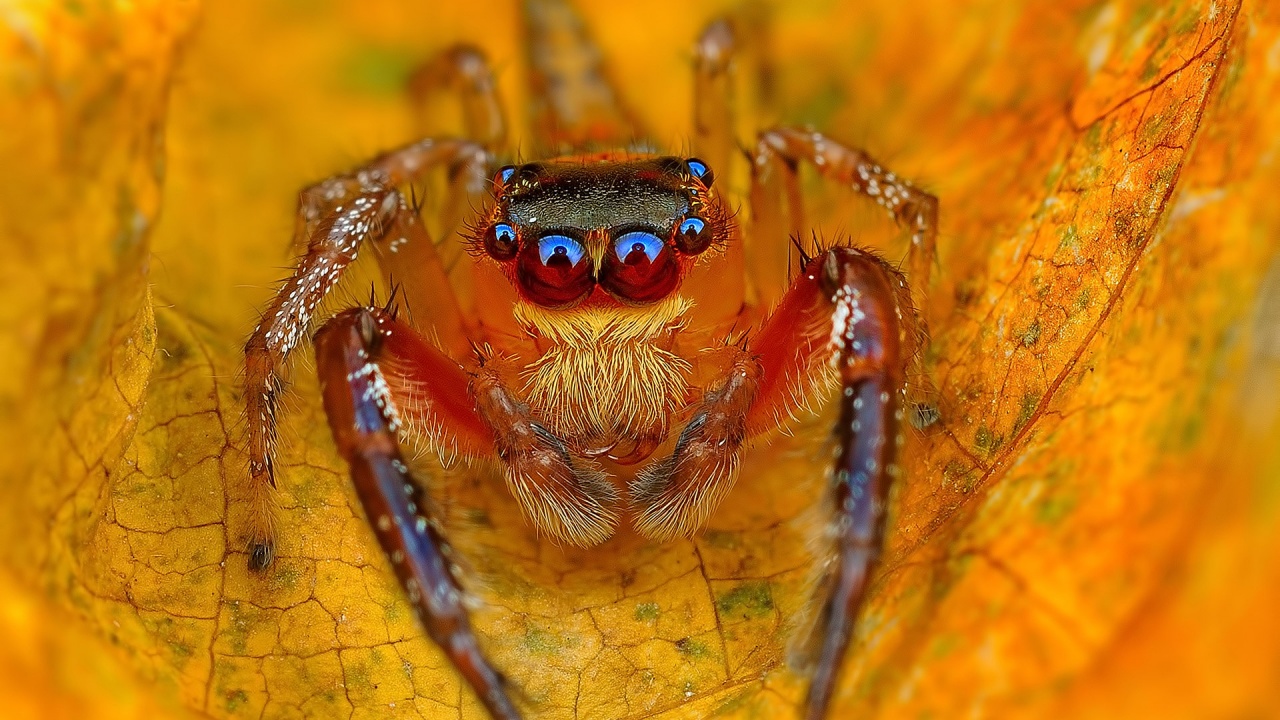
xmin=1 ymin=0 xmax=1278 ymax=718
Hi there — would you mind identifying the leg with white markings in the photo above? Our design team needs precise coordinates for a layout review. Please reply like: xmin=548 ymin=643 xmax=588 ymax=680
xmin=244 ymin=137 xmax=488 ymax=571
xmin=314 ymin=307 xmax=522 ymax=720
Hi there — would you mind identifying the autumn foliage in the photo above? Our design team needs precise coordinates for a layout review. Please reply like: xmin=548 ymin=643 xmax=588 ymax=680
xmin=2 ymin=1 xmax=1279 ymax=718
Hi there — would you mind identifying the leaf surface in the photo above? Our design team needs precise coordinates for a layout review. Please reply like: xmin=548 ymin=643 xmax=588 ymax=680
xmin=3 ymin=1 xmax=1279 ymax=718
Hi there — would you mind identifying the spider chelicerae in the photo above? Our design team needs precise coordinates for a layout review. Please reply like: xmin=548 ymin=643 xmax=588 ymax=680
xmin=242 ymin=4 xmax=936 ymax=718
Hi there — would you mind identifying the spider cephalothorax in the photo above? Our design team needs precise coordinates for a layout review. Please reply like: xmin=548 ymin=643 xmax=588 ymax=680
xmin=472 ymin=156 xmax=732 ymax=465
xmin=241 ymin=5 xmax=936 ymax=720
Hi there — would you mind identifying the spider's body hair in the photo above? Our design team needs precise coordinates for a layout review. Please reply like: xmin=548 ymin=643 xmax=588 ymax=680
xmin=513 ymin=295 xmax=694 ymax=455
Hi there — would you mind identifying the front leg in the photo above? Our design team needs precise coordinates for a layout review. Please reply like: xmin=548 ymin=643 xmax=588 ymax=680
xmin=313 ymin=308 xmax=521 ymax=720
xmin=632 ymin=247 xmax=918 ymax=720
xmin=243 ymin=188 xmax=402 ymax=570
xmin=339 ymin=306 xmax=621 ymax=546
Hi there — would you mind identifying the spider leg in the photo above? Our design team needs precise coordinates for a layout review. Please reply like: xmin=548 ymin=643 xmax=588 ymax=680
xmin=403 ymin=45 xmax=509 ymax=311
xmin=245 ymin=138 xmax=490 ymax=570
xmin=343 ymin=306 xmax=620 ymax=546
xmin=523 ymin=0 xmax=645 ymax=153
xmin=313 ymin=308 xmax=521 ymax=720
xmin=244 ymin=187 xmax=402 ymax=570
xmin=693 ymin=18 xmax=736 ymax=177
xmin=408 ymin=44 xmax=507 ymax=152
xmin=364 ymin=141 xmax=491 ymax=355
xmin=634 ymin=247 xmax=916 ymax=719
xmin=749 ymin=126 xmax=938 ymax=316
xmin=792 ymin=250 xmax=914 ymax=720
xmin=682 ymin=18 xmax=747 ymax=327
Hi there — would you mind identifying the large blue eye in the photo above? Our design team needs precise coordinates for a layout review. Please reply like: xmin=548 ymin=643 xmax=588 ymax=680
xmin=614 ymin=231 xmax=665 ymax=262
xmin=537 ymin=234 xmax=586 ymax=267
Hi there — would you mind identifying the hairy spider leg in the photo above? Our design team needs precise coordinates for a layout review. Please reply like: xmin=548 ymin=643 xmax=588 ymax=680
xmin=631 ymin=248 xmax=916 ymax=719
xmin=313 ymin=308 xmax=522 ymax=720
xmin=405 ymin=45 xmax=511 ymax=313
xmin=368 ymin=309 xmax=622 ymax=546
xmin=798 ymin=250 xmax=914 ymax=720
xmin=747 ymin=128 xmax=937 ymax=718
xmin=244 ymin=137 xmax=489 ymax=571
xmin=752 ymin=127 xmax=939 ymax=321
xmin=311 ymin=305 xmax=620 ymax=714
xmin=365 ymin=142 xmax=491 ymax=354
xmin=639 ymin=129 xmax=937 ymax=717
xmin=244 ymin=188 xmax=400 ymax=571
xmin=523 ymin=0 xmax=646 ymax=153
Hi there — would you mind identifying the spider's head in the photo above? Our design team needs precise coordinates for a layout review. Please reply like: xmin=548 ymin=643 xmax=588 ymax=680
xmin=474 ymin=156 xmax=731 ymax=310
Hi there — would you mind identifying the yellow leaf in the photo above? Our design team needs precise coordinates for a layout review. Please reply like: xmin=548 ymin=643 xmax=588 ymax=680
xmin=3 ymin=1 xmax=1279 ymax=718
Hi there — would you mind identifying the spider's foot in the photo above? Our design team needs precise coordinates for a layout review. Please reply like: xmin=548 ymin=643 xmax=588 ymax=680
xmin=248 ymin=538 xmax=276 ymax=572
xmin=506 ymin=453 xmax=620 ymax=547
xmin=630 ymin=411 xmax=742 ymax=541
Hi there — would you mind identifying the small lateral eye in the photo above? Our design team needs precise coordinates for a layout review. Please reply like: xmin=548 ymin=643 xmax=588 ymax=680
xmin=483 ymin=222 xmax=518 ymax=260
xmin=537 ymin=234 xmax=587 ymax=267
xmin=614 ymin=231 xmax=665 ymax=263
xmin=495 ymin=165 xmax=516 ymax=186
xmin=675 ymin=216 xmax=713 ymax=255
xmin=685 ymin=157 xmax=714 ymax=187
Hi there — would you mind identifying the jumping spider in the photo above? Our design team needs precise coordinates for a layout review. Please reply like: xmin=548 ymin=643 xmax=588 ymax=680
xmin=243 ymin=6 xmax=936 ymax=719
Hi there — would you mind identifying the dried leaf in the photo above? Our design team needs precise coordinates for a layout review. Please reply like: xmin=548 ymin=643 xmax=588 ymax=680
xmin=3 ymin=1 xmax=1279 ymax=719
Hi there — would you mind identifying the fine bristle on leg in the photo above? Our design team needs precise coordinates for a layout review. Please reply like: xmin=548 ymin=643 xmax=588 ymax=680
xmin=243 ymin=189 xmax=402 ymax=571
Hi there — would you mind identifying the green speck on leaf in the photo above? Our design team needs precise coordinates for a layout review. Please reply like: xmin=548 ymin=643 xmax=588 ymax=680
xmin=522 ymin=626 xmax=569 ymax=655
xmin=339 ymin=45 xmax=419 ymax=95
xmin=1059 ymin=224 xmax=1079 ymax=250
xmin=675 ymin=637 xmax=713 ymax=660
xmin=1021 ymin=319 xmax=1042 ymax=347
xmin=1014 ymin=391 xmax=1040 ymax=431
xmin=634 ymin=602 xmax=661 ymax=622
xmin=1037 ymin=490 xmax=1077 ymax=524
xmin=928 ymin=633 xmax=960 ymax=659
xmin=1084 ymin=122 xmax=1104 ymax=151
xmin=943 ymin=460 xmax=977 ymax=492
xmin=225 ymin=689 xmax=249 ymax=713
xmin=716 ymin=581 xmax=774 ymax=620
xmin=1073 ymin=287 xmax=1092 ymax=314
xmin=974 ymin=426 xmax=1004 ymax=455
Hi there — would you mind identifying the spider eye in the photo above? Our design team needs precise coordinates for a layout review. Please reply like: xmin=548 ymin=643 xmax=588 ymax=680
xmin=613 ymin=231 xmax=664 ymax=262
xmin=517 ymin=232 xmax=594 ymax=308
xmin=495 ymin=165 xmax=517 ymax=186
xmin=483 ymin=222 xmax=518 ymax=260
xmin=675 ymin=217 xmax=712 ymax=255
xmin=685 ymin=157 xmax=714 ymax=187
xmin=600 ymin=230 xmax=679 ymax=304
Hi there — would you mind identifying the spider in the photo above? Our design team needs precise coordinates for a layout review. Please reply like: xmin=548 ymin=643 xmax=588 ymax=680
xmin=242 ymin=4 xmax=936 ymax=719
